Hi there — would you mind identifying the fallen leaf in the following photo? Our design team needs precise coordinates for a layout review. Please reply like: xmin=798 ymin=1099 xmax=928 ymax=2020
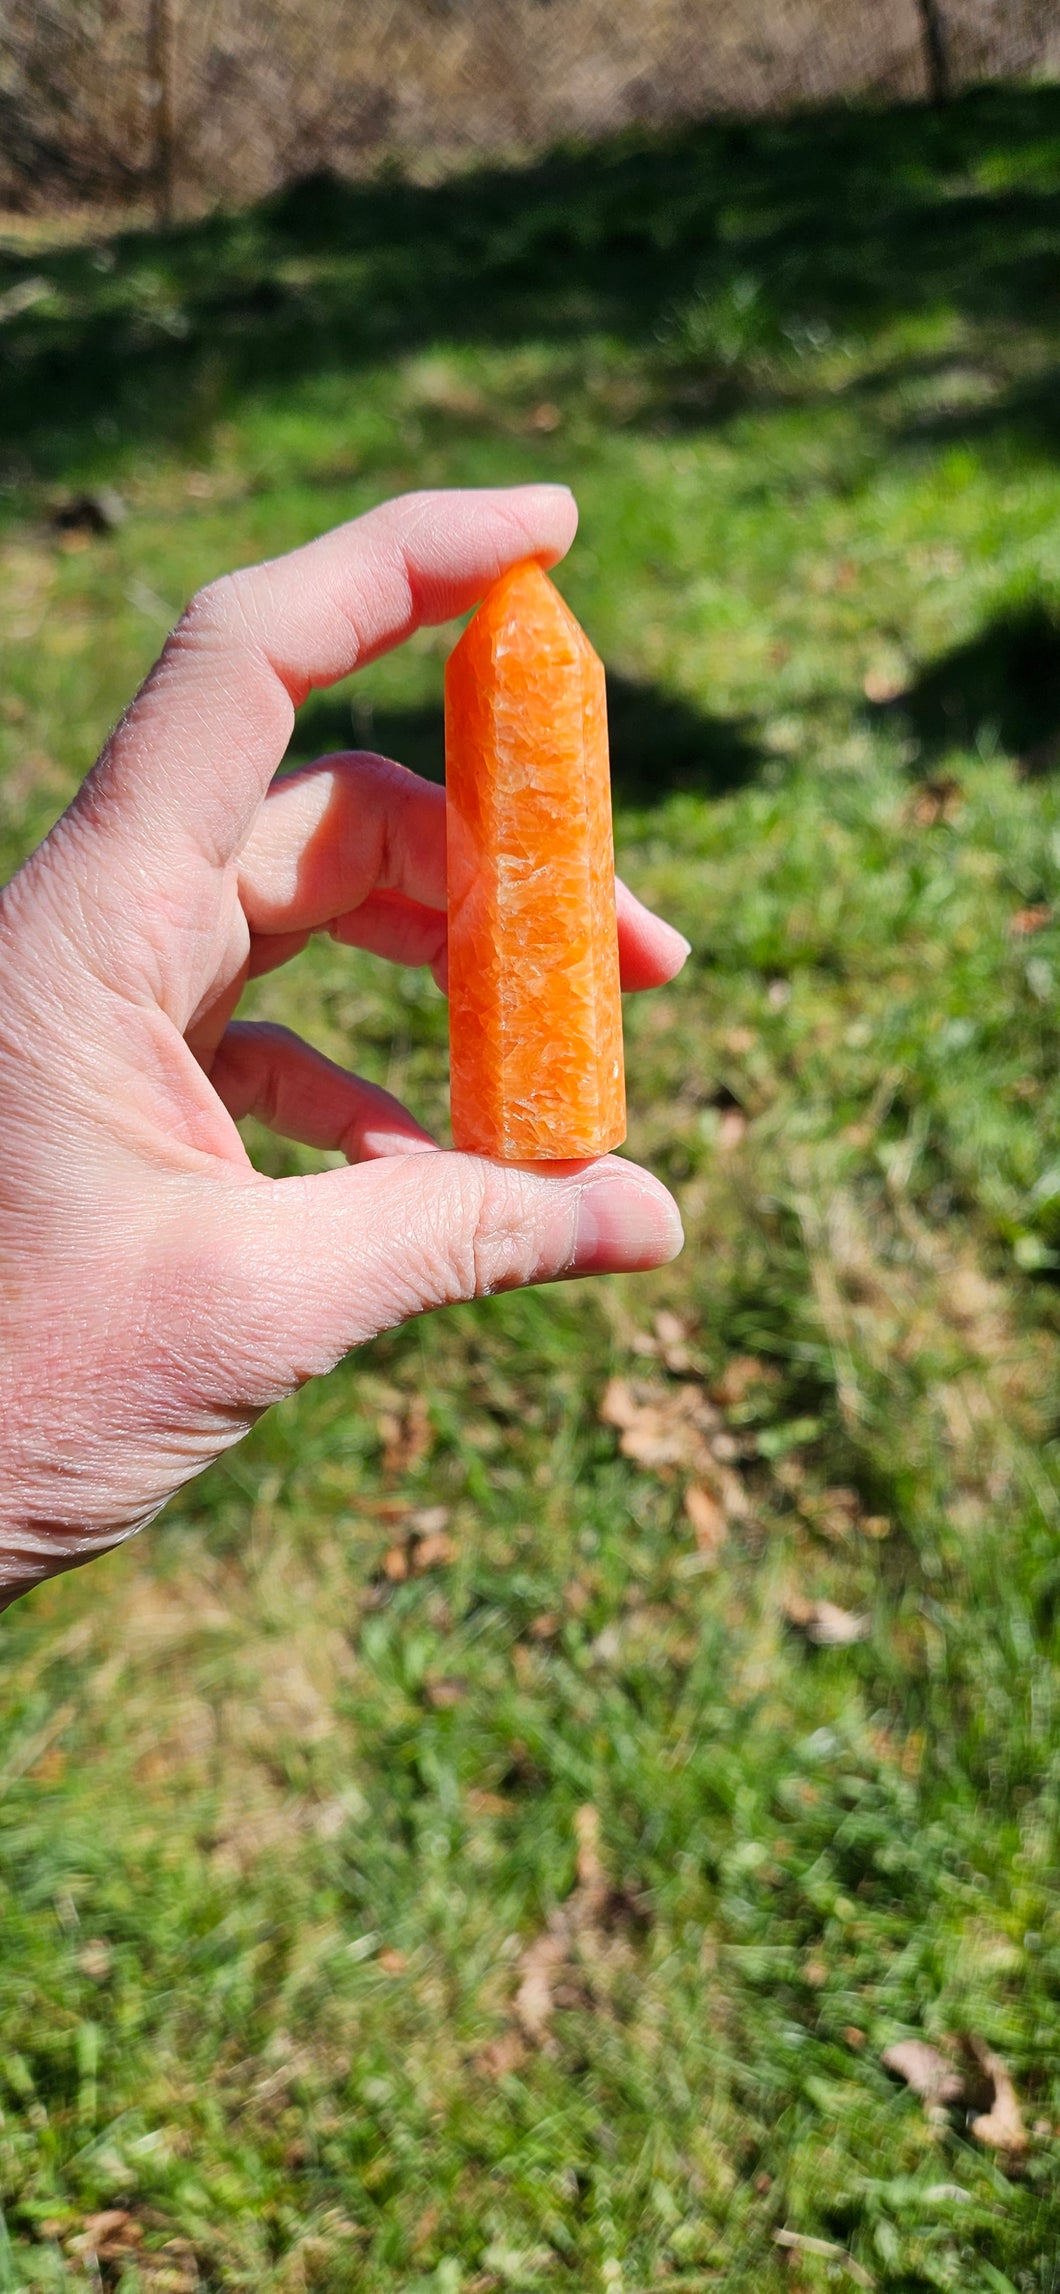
xmin=711 ymin=1356 xmax=769 ymax=1408
xmin=413 ymin=2202 xmax=441 ymax=2251
xmin=69 ymin=2212 xmax=140 ymax=2257
xmin=600 ymin=1377 xmax=719 ymax=1471
xmin=684 ymin=1483 xmax=727 ymax=1558
xmin=881 ymin=2038 xmax=965 ymax=2110
xmin=408 ymin=1504 xmax=451 ymax=1537
xmin=1010 ymin=904 xmax=1052 ymax=936
xmin=379 ymin=1394 xmax=432 ymax=1476
xmin=883 ymin=2034 xmax=1027 ymax=2157
xmin=525 ymin=400 xmax=562 ymax=432
xmin=377 ymin=1947 xmax=407 ymax=1973
xmin=654 ymin=1307 xmax=694 ymax=1371
xmin=718 ymin=1104 xmax=748 ymax=1150
xmin=962 ymin=2035 xmax=1027 ymax=2154
xmin=514 ymin=1931 xmax=568 ymax=2043
xmin=774 ymin=2228 xmax=873 ymax=2287
xmin=527 ymin=1612 xmax=560 ymax=1641
xmin=423 ymin=1677 xmax=466 ymax=1710
xmin=77 ymin=1938 xmax=112 ymax=1982
xmin=477 ymin=2029 xmax=527 ymax=2077
xmin=908 ymin=774 xmax=963 ymax=827
xmin=785 ymin=1595 xmax=869 ymax=1647
xmin=382 ymin=1544 xmax=409 ymax=1582
xmin=799 ymin=1484 xmax=861 ymax=1540
xmin=863 ymin=662 xmax=906 ymax=704
xmin=411 ymin=1530 xmax=455 ymax=1573
xmin=510 ymin=1806 xmax=649 ymax=2049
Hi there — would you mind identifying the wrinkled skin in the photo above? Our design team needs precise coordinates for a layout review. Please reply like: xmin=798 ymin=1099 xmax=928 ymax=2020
xmin=0 ymin=487 xmax=685 ymax=1608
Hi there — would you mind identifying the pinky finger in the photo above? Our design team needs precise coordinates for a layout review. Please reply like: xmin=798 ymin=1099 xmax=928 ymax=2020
xmin=211 ymin=1021 xmax=440 ymax=1163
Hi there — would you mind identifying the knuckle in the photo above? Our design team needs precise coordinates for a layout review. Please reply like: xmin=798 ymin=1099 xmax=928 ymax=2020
xmin=465 ymin=1165 xmax=564 ymax=1299
xmin=177 ymin=569 xmax=253 ymax=649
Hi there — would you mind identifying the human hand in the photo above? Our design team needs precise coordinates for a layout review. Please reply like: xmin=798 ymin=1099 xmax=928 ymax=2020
xmin=0 ymin=487 xmax=686 ymax=1606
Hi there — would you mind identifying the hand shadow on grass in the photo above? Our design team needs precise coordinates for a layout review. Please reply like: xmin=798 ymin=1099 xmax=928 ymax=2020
xmin=865 ymin=604 xmax=1060 ymax=777
xmin=285 ymin=669 xmax=760 ymax=806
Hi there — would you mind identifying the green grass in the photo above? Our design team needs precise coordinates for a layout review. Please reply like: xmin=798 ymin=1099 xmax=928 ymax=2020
xmin=3 ymin=80 xmax=1060 ymax=2293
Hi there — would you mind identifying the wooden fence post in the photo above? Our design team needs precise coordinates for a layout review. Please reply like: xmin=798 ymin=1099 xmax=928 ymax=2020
xmin=915 ymin=0 xmax=952 ymax=105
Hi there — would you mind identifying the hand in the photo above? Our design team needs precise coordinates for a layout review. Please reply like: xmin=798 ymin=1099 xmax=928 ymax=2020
xmin=0 ymin=486 xmax=685 ymax=1606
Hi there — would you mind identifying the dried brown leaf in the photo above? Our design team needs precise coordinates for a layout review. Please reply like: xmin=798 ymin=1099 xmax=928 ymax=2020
xmin=684 ymin=1483 xmax=727 ymax=1558
xmin=600 ymin=1377 xmax=722 ymax=1477
xmin=466 ymin=1788 xmax=515 ymax=1816
xmin=379 ymin=1394 xmax=432 ymax=1476
xmin=408 ymin=1504 xmax=451 ymax=1537
xmin=908 ymin=774 xmax=963 ymax=827
xmin=711 ymin=1356 xmax=770 ymax=1408
xmin=599 ymin=1376 xmax=642 ymax=1431
xmin=476 ymin=2030 xmax=527 ymax=2077
xmin=881 ymin=2039 xmax=964 ymax=2109
xmin=423 ymin=1677 xmax=466 ymax=1710
xmin=717 ymin=1104 xmax=748 ymax=1150
xmin=785 ymin=1595 xmax=870 ymax=1647
xmin=509 ymin=1806 xmax=648 ymax=2050
xmin=527 ymin=1612 xmax=560 ymax=1641
xmin=863 ymin=662 xmax=906 ymax=703
xmin=653 ymin=1308 xmax=694 ymax=1371
xmin=1009 ymin=905 xmax=1052 ymax=937
xmin=774 ymin=2229 xmax=874 ymax=2287
xmin=77 ymin=1938 xmax=112 ymax=1982
xmin=514 ymin=1932 xmax=567 ymax=2043
xmin=411 ymin=1531 xmax=455 ymax=1573
xmin=962 ymin=2035 xmax=1027 ymax=2153
xmin=69 ymin=2213 xmax=141 ymax=2258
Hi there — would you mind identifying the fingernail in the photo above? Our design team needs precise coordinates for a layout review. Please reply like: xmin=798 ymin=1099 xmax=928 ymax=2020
xmin=572 ymin=1168 xmax=684 ymax=1274
xmin=667 ymin=926 xmax=693 ymax=963
xmin=358 ymin=1124 xmax=440 ymax=1161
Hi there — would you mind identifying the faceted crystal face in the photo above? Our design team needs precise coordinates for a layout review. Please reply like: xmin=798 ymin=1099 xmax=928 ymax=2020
xmin=445 ymin=559 xmax=625 ymax=1162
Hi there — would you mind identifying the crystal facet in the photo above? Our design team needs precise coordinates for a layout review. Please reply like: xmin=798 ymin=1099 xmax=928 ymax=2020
xmin=445 ymin=559 xmax=626 ymax=1161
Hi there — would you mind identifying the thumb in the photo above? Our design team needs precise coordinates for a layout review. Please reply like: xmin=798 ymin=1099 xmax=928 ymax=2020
xmin=211 ymin=1151 xmax=683 ymax=1396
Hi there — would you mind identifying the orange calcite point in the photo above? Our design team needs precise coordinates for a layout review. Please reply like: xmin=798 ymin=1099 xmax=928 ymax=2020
xmin=445 ymin=559 xmax=626 ymax=1161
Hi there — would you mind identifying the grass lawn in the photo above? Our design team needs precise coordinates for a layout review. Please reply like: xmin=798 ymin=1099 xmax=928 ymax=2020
xmin=3 ymin=81 xmax=1060 ymax=2293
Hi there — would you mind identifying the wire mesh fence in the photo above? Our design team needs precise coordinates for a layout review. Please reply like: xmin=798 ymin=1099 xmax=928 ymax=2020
xmin=1 ymin=0 xmax=1058 ymax=218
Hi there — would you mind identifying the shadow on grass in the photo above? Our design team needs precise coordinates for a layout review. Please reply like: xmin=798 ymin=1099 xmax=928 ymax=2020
xmin=896 ymin=362 xmax=1060 ymax=461
xmin=867 ymin=604 xmax=1060 ymax=772
xmin=287 ymin=669 xmax=760 ymax=804
xmin=1 ymin=81 xmax=1059 ymax=480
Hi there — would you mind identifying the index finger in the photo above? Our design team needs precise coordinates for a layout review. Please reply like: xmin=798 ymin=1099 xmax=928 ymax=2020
xmin=84 ymin=486 xmax=578 ymax=870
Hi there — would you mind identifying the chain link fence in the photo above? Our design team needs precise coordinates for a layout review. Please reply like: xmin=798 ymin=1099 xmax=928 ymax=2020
xmin=1 ymin=0 xmax=1058 ymax=217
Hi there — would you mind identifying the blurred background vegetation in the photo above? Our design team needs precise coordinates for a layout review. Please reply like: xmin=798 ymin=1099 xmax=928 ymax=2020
xmin=0 ymin=0 xmax=1057 ymax=221
xmin=2 ymin=8 xmax=1060 ymax=2293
